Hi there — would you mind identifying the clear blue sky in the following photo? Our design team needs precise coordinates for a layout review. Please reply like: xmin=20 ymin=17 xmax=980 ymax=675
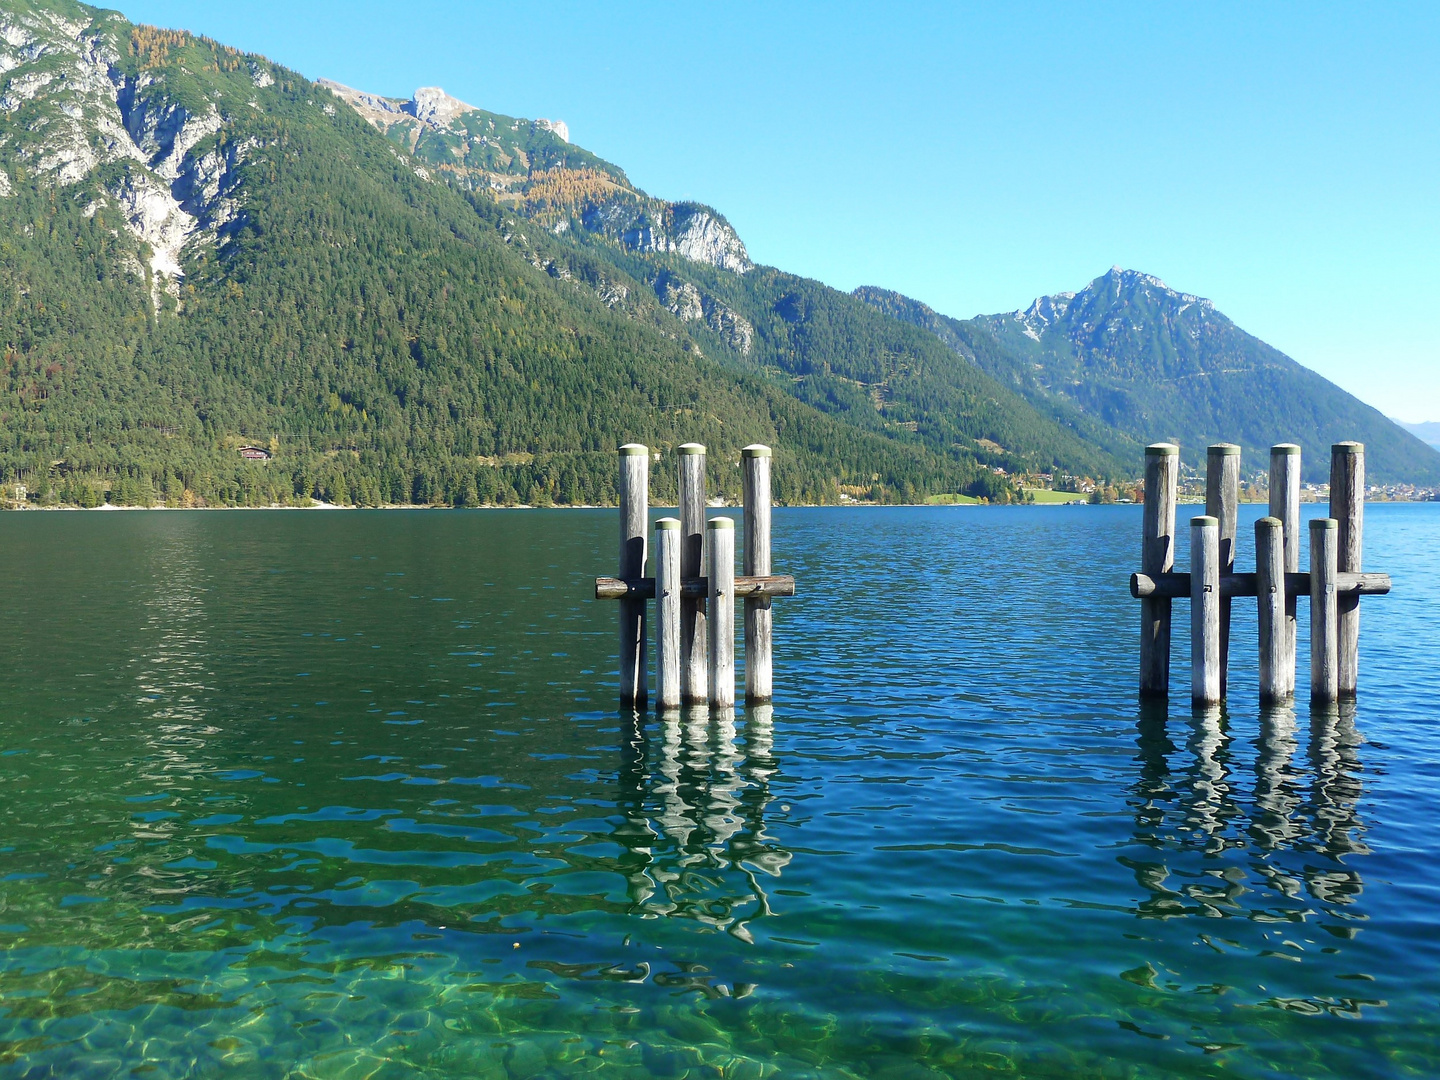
xmin=121 ymin=0 xmax=1440 ymax=422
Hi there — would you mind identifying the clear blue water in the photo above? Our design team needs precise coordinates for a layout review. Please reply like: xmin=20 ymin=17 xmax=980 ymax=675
xmin=0 ymin=503 xmax=1436 ymax=1078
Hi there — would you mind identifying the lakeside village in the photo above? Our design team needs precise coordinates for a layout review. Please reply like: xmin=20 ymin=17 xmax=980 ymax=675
xmin=999 ymin=465 xmax=1440 ymax=506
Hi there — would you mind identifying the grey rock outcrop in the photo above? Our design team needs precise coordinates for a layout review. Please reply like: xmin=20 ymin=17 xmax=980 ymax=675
xmin=653 ymin=271 xmax=754 ymax=354
xmin=583 ymin=199 xmax=752 ymax=275
xmin=0 ymin=6 xmax=255 ymax=304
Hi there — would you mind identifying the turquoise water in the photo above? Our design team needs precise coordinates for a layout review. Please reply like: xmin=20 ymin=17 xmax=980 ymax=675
xmin=0 ymin=504 xmax=1436 ymax=1078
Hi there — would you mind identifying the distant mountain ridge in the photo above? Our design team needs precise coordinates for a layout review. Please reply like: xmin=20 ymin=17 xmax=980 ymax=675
xmin=858 ymin=269 xmax=1440 ymax=485
xmin=1395 ymin=420 xmax=1440 ymax=450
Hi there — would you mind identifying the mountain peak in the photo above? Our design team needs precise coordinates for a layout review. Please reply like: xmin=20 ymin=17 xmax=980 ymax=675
xmin=408 ymin=86 xmax=475 ymax=128
xmin=1092 ymin=267 xmax=1212 ymax=311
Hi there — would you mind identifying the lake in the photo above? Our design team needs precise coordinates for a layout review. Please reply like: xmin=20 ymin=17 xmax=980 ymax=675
xmin=0 ymin=504 xmax=1437 ymax=1079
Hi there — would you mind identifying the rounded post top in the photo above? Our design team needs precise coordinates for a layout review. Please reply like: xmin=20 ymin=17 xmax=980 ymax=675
xmin=1332 ymin=441 xmax=1364 ymax=454
xmin=742 ymin=444 xmax=772 ymax=458
xmin=1256 ymin=516 xmax=1282 ymax=529
xmin=656 ymin=517 xmax=681 ymax=530
xmin=1271 ymin=443 xmax=1301 ymax=455
xmin=1191 ymin=515 xmax=1218 ymax=527
xmin=618 ymin=444 xmax=649 ymax=456
xmin=1311 ymin=517 xmax=1339 ymax=531
xmin=678 ymin=443 xmax=706 ymax=456
xmin=1145 ymin=443 xmax=1179 ymax=456
xmin=707 ymin=517 xmax=735 ymax=530
xmin=1207 ymin=443 xmax=1240 ymax=456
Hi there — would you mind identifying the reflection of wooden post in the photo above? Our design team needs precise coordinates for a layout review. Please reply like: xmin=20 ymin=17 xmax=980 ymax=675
xmin=1191 ymin=515 xmax=1221 ymax=706
xmin=1140 ymin=444 xmax=1179 ymax=697
xmin=1255 ymin=516 xmax=1288 ymax=703
xmin=1205 ymin=444 xmax=1240 ymax=697
xmin=618 ymin=444 xmax=649 ymax=705
xmin=707 ymin=518 xmax=735 ymax=708
xmin=742 ymin=445 xmax=772 ymax=703
xmin=1268 ymin=444 xmax=1301 ymax=697
xmin=678 ymin=444 xmax=708 ymax=703
xmin=1330 ymin=443 xmax=1364 ymax=698
xmin=654 ymin=518 xmax=681 ymax=710
xmin=1310 ymin=518 xmax=1339 ymax=703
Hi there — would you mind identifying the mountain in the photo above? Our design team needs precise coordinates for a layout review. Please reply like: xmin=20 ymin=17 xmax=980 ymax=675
xmin=858 ymin=270 xmax=1440 ymax=485
xmin=1395 ymin=420 xmax=1440 ymax=451
xmin=312 ymin=80 xmax=1124 ymax=482
xmin=0 ymin=0 xmax=1123 ymax=509
xmin=853 ymin=285 xmax=1144 ymax=466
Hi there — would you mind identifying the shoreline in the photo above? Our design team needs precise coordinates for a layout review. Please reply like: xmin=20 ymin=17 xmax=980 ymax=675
xmin=5 ymin=500 xmax=1024 ymax=512
xmin=4 ymin=498 xmax=1432 ymax=513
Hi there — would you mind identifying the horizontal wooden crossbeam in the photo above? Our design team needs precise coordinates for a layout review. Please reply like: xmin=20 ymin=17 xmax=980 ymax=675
xmin=1130 ymin=570 xmax=1390 ymax=600
xmin=594 ymin=575 xmax=796 ymax=601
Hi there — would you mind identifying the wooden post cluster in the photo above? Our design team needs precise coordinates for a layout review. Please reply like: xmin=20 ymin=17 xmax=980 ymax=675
xmin=596 ymin=443 xmax=796 ymax=711
xmin=1130 ymin=441 xmax=1391 ymax=705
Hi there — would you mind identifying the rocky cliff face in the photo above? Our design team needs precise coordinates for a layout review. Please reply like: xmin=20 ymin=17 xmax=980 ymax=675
xmin=582 ymin=198 xmax=751 ymax=275
xmin=0 ymin=6 xmax=257 ymax=305
xmin=652 ymin=270 xmax=754 ymax=353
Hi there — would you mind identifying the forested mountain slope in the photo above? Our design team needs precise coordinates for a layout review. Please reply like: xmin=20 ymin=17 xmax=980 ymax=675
xmin=306 ymin=75 xmax=1132 ymax=483
xmin=0 ymin=0 xmax=1120 ymax=508
xmin=858 ymin=270 xmax=1440 ymax=485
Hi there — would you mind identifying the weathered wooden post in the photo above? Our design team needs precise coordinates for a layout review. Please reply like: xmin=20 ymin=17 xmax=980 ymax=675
xmin=1205 ymin=444 xmax=1240 ymax=697
xmin=618 ymin=444 xmax=649 ymax=705
xmin=742 ymin=445 xmax=773 ymax=703
xmin=678 ymin=443 xmax=708 ymax=703
xmin=707 ymin=517 xmax=736 ymax=708
xmin=654 ymin=517 xmax=682 ymax=710
xmin=1269 ymin=444 xmax=1301 ymax=696
xmin=1255 ymin=516 xmax=1288 ymax=703
xmin=1140 ymin=444 xmax=1179 ymax=697
xmin=1310 ymin=518 xmax=1339 ymax=703
xmin=1191 ymin=515 xmax=1221 ymax=706
xmin=1330 ymin=442 xmax=1364 ymax=698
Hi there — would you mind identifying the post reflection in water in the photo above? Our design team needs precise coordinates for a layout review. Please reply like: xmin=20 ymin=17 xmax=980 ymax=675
xmin=1126 ymin=699 xmax=1371 ymax=928
xmin=615 ymin=705 xmax=791 ymax=945
xmin=1306 ymin=703 xmax=1369 ymax=906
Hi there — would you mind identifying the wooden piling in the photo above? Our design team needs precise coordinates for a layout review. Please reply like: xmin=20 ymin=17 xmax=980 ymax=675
xmin=618 ymin=444 xmax=649 ymax=705
xmin=1191 ymin=515 xmax=1221 ymax=706
xmin=678 ymin=444 xmax=708 ymax=703
xmin=707 ymin=517 xmax=736 ymax=709
xmin=1269 ymin=444 xmax=1301 ymax=697
xmin=1205 ymin=444 xmax=1240 ymax=697
xmin=654 ymin=518 xmax=682 ymax=710
xmin=742 ymin=445 xmax=773 ymax=703
xmin=1330 ymin=442 xmax=1364 ymax=698
xmin=1255 ymin=516 xmax=1288 ymax=703
xmin=1140 ymin=443 xmax=1180 ymax=697
xmin=1310 ymin=518 xmax=1339 ymax=703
